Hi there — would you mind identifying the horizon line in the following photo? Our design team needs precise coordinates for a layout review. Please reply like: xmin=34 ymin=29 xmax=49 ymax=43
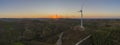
xmin=0 ymin=18 xmax=120 ymax=19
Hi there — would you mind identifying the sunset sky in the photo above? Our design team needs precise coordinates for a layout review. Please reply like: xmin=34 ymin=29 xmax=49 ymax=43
xmin=0 ymin=0 xmax=120 ymax=18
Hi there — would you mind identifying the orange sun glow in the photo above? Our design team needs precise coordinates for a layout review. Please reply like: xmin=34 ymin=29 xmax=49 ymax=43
xmin=50 ymin=14 xmax=61 ymax=19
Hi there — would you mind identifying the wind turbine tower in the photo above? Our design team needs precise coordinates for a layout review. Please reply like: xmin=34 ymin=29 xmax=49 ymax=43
xmin=80 ymin=10 xmax=84 ymax=29
xmin=79 ymin=9 xmax=85 ymax=30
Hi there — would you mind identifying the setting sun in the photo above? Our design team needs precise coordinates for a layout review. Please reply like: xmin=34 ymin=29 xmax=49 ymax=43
xmin=50 ymin=14 xmax=61 ymax=19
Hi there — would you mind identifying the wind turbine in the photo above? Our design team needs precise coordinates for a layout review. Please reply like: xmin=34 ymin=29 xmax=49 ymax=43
xmin=78 ymin=0 xmax=87 ymax=30
xmin=79 ymin=10 xmax=84 ymax=30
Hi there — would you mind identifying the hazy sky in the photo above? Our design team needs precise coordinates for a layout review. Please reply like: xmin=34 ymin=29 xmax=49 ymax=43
xmin=0 ymin=0 xmax=120 ymax=18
